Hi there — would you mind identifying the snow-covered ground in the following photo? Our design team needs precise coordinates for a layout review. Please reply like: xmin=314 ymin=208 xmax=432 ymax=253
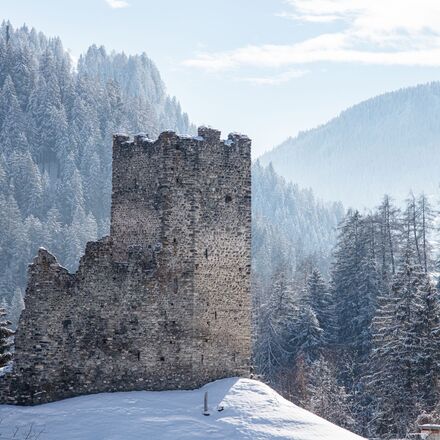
xmin=0 ymin=378 xmax=365 ymax=439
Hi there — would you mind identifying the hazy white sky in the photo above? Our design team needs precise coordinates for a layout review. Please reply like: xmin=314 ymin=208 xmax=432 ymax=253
xmin=4 ymin=0 xmax=440 ymax=156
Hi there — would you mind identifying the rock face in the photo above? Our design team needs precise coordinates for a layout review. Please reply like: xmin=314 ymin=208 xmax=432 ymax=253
xmin=0 ymin=127 xmax=252 ymax=405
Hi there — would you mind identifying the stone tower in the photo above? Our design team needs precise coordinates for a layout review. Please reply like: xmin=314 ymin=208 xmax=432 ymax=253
xmin=0 ymin=127 xmax=252 ymax=405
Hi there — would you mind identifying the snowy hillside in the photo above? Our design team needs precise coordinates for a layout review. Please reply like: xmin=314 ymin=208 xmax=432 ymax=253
xmin=260 ymin=82 xmax=440 ymax=208
xmin=0 ymin=378 xmax=365 ymax=440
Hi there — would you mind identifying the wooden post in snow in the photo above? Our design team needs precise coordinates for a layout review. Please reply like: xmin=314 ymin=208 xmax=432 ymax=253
xmin=203 ymin=391 xmax=210 ymax=416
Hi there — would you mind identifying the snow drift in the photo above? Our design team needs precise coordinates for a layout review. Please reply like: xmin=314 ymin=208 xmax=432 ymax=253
xmin=0 ymin=378 xmax=365 ymax=439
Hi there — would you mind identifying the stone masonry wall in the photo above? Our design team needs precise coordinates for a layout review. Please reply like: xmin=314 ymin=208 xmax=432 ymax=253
xmin=0 ymin=127 xmax=251 ymax=405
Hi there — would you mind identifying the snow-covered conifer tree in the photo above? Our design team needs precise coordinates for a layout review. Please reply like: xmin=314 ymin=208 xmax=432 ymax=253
xmin=0 ymin=305 xmax=13 ymax=367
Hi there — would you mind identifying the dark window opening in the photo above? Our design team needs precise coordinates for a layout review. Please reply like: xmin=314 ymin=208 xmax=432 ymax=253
xmin=137 ymin=351 xmax=141 ymax=361
xmin=225 ymin=194 xmax=232 ymax=203
xmin=173 ymin=238 xmax=177 ymax=244
xmin=205 ymin=248 xmax=208 ymax=259
xmin=214 ymin=311 xmax=217 ymax=320
xmin=160 ymin=356 xmax=165 ymax=362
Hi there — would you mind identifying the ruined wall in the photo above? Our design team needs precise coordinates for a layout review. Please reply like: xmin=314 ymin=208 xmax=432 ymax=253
xmin=0 ymin=127 xmax=251 ymax=405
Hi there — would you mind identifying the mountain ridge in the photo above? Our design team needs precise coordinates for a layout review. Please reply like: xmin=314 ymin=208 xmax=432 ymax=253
xmin=260 ymin=81 xmax=440 ymax=208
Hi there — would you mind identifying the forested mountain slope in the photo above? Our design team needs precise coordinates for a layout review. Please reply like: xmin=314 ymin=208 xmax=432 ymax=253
xmin=260 ymin=82 xmax=440 ymax=208
xmin=253 ymin=191 xmax=440 ymax=439
xmin=0 ymin=22 xmax=193 ymax=321
xmin=252 ymin=161 xmax=343 ymax=285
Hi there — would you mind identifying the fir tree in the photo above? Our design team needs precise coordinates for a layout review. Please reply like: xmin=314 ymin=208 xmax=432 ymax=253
xmin=308 ymin=358 xmax=355 ymax=431
xmin=255 ymin=268 xmax=296 ymax=383
xmin=0 ymin=305 xmax=13 ymax=367
xmin=368 ymin=256 xmax=440 ymax=438
xmin=331 ymin=211 xmax=379 ymax=360
xmin=377 ymin=195 xmax=401 ymax=278
xmin=304 ymin=269 xmax=332 ymax=336
xmin=287 ymin=303 xmax=324 ymax=362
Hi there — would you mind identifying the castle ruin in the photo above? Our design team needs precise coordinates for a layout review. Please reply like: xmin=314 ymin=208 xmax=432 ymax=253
xmin=0 ymin=127 xmax=251 ymax=405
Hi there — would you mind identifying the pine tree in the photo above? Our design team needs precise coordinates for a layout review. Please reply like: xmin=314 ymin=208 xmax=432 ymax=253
xmin=377 ymin=195 xmax=401 ymax=278
xmin=8 ymin=288 xmax=24 ymax=328
xmin=305 ymin=269 xmax=332 ymax=336
xmin=287 ymin=303 xmax=324 ymax=362
xmin=9 ymin=151 xmax=43 ymax=216
xmin=330 ymin=209 xmax=382 ymax=416
xmin=355 ymin=247 xmax=381 ymax=359
xmin=11 ymin=43 xmax=36 ymax=109
xmin=0 ymin=75 xmax=28 ymax=154
xmin=255 ymin=268 xmax=296 ymax=383
xmin=308 ymin=357 xmax=355 ymax=431
xmin=331 ymin=211 xmax=377 ymax=357
xmin=0 ymin=305 xmax=13 ymax=367
xmin=55 ymin=152 xmax=84 ymax=224
xmin=45 ymin=207 xmax=63 ymax=259
xmin=368 ymin=255 xmax=440 ymax=438
xmin=417 ymin=193 xmax=435 ymax=273
xmin=404 ymin=192 xmax=423 ymax=268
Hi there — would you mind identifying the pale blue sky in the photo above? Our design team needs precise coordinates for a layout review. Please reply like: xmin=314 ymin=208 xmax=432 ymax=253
xmin=3 ymin=0 xmax=440 ymax=156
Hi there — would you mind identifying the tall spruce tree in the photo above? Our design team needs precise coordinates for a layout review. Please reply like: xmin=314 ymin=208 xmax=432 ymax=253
xmin=255 ymin=268 xmax=296 ymax=383
xmin=305 ymin=268 xmax=332 ymax=337
xmin=0 ymin=305 xmax=13 ymax=367
xmin=368 ymin=255 xmax=440 ymax=438
xmin=377 ymin=195 xmax=401 ymax=279
xmin=331 ymin=212 xmax=379 ymax=359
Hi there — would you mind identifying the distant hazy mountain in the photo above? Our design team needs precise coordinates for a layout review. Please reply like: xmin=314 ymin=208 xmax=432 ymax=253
xmin=260 ymin=82 xmax=440 ymax=208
